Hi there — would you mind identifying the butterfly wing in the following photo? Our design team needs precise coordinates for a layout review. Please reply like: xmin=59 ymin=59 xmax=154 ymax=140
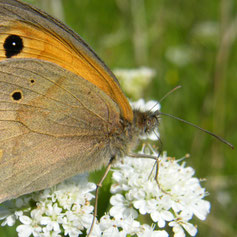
xmin=0 ymin=58 xmax=122 ymax=203
xmin=0 ymin=0 xmax=133 ymax=121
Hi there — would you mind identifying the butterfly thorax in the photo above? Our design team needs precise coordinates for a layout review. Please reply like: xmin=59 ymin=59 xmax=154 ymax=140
xmin=108 ymin=109 xmax=159 ymax=161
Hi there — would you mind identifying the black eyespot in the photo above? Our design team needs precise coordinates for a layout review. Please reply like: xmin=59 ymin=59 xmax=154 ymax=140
xmin=30 ymin=79 xmax=35 ymax=84
xmin=3 ymin=35 xmax=24 ymax=58
xmin=11 ymin=91 xmax=23 ymax=101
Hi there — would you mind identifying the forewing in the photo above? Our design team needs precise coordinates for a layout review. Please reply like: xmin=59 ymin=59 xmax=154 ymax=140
xmin=0 ymin=0 xmax=133 ymax=121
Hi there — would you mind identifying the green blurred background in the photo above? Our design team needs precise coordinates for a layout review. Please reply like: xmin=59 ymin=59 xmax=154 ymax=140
xmin=1 ymin=0 xmax=237 ymax=236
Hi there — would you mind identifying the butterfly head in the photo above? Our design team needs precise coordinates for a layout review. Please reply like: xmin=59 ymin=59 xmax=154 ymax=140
xmin=133 ymin=109 xmax=160 ymax=138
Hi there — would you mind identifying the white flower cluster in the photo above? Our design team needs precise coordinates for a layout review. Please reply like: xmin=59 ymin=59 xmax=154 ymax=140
xmin=0 ymin=175 xmax=96 ymax=237
xmin=0 ymin=154 xmax=210 ymax=237
xmin=110 ymin=152 xmax=210 ymax=237
xmin=113 ymin=67 xmax=156 ymax=99
xmin=0 ymin=100 xmax=210 ymax=237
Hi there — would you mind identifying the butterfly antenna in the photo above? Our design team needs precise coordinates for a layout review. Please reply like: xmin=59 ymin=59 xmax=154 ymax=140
xmin=159 ymin=112 xmax=234 ymax=149
xmin=149 ymin=85 xmax=182 ymax=113
xmin=159 ymin=85 xmax=182 ymax=103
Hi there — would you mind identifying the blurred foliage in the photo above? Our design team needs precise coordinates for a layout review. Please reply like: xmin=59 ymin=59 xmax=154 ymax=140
xmin=1 ymin=0 xmax=237 ymax=236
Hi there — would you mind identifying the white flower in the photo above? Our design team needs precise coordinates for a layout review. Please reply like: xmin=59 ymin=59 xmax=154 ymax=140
xmin=138 ymin=224 xmax=169 ymax=237
xmin=110 ymin=194 xmax=138 ymax=219
xmin=165 ymin=45 xmax=196 ymax=67
xmin=113 ymin=67 xmax=155 ymax=100
xmin=131 ymin=99 xmax=161 ymax=113
xmin=169 ymin=219 xmax=197 ymax=237
xmin=192 ymin=21 xmax=219 ymax=44
xmin=17 ymin=215 xmax=42 ymax=237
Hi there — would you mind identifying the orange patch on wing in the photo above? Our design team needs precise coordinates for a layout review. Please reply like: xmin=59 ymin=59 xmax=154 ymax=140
xmin=0 ymin=22 xmax=133 ymax=122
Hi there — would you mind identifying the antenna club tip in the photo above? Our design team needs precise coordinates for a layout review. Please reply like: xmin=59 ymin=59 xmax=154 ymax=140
xmin=185 ymin=153 xmax=190 ymax=158
xmin=226 ymin=142 xmax=234 ymax=149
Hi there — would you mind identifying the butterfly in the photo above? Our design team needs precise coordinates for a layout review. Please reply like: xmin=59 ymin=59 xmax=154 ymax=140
xmin=0 ymin=0 xmax=161 ymax=204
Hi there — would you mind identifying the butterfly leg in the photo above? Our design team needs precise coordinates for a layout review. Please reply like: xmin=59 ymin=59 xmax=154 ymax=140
xmin=87 ymin=157 xmax=114 ymax=236
xmin=128 ymin=146 xmax=170 ymax=195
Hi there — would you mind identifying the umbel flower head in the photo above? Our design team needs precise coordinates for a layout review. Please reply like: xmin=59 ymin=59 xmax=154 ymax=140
xmin=0 ymin=100 xmax=210 ymax=237
xmin=113 ymin=67 xmax=155 ymax=100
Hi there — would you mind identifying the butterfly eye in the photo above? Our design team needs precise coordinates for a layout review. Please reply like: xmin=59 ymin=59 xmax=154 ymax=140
xmin=144 ymin=118 xmax=152 ymax=133
xmin=146 ymin=120 xmax=150 ymax=126
xmin=144 ymin=115 xmax=159 ymax=134
xmin=3 ymin=34 xmax=24 ymax=58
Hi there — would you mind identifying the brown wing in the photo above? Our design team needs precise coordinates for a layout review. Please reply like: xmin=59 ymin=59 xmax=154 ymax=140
xmin=0 ymin=58 xmax=121 ymax=203
xmin=0 ymin=0 xmax=133 ymax=121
